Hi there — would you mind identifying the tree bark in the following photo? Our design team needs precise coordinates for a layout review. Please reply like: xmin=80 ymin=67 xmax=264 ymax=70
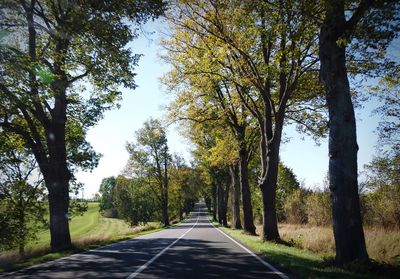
xmin=45 ymin=167 xmax=72 ymax=251
xmin=18 ymin=210 xmax=26 ymax=258
xmin=239 ymin=145 xmax=256 ymax=235
xmin=212 ymin=182 xmax=217 ymax=221
xmin=161 ymin=183 xmax=169 ymax=226
xmin=260 ymin=140 xmax=280 ymax=241
xmin=42 ymin=98 xmax=72 ymax=251
xmin=217 ymin=184 xmax=224 ymax=225
xmin=217 ymin=179 xmax=229 ymax=227
xmin=229 ymin=164 xmax=242 ymax=229
xmin=161 ymin=198 xmax=169 ymax=226
xmin=319 ymin=0 xmax=369 ymax=265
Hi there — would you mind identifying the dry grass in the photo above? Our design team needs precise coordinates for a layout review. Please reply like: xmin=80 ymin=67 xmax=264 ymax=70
xmin=364 ymin=226 xmax=400 ymax=265
xmin=257 ymin=224 xmax=400 ymax=265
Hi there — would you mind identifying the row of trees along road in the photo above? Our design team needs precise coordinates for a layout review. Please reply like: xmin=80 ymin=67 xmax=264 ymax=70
xmin=162 ymin=0 xmax=399 ymax=265
xmin=0 ymin=0 xmax=165 ymax=251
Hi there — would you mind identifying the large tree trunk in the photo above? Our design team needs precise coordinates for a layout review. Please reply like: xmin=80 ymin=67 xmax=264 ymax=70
xmin=217 ymin=184 xmax=224 ymax=225
xmin=229 ymin=164 xmax=242 ymax=229
xmin=239 ymin=145 xmax=256 ymax=235
xmin=161 ymin=185 xmax=169 ymax=226
xmin=45 ymin=167 xmax=72 ymax=251
xmin=212 ymin=182 xmax=217 ymax=221
xmin=222 ymin=178 xmax=229 ymax=227
xmin=217 ymin=179 xmax=229 ymax=227
xmin=161 ymin=199 xmax=169 ymax=226
xmin=260 ymin=140 xmax=280 ymax=241
xmin=18 ymin=210 xmax=26 ymax=258
xmin=319 ymin=1 xmax=368 ymax=265
xmin=44 ymin=118 xmax=72 ymax=251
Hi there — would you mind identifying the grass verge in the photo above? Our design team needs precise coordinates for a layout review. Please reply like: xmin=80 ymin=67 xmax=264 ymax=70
xmin=0 ymin=207 xmax=192 ymax=273
xmin=0 ymin=223 xmax=162 ymax=273
xmin=210 ymin=218 xmax=399 ymax=279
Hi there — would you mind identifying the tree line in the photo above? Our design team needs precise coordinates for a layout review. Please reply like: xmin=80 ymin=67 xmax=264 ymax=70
xmin=161 ymin=0 xmax=399 ymax=266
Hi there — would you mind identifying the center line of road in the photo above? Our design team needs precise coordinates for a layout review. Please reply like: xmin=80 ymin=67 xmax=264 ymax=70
xmin=126 ymin=214 xmax=200 ymax=279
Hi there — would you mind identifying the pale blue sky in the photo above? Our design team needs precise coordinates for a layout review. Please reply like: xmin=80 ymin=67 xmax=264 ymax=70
xmin=76 ymin=20 xmax=383 ymax=198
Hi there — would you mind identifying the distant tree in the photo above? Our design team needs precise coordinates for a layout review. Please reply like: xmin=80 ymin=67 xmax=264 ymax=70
xmin=125 ymin=118 xmax=171 ymax=226
xmin=92 ymin=192 xmax=101 ymax=202
xmin=169 ymin=155 xmax=200 ymax=220
xmin=306 ymin=191 xmax=332 ymax=226
xmin=114 ymin=176 xmax=157 ymax=226
xmin=0 ymin=135 xmax=47 ymax=257
xmin=371 ymin=64 xmax=400 ymax=154
xmin=284 ymin=189 xmax=307 ymax=224
xmin=276 ymin=163 xmax=301 ymax=222
xmin=361 ymin=62 xmax=400 ymax=228
xmin=362 ymin=150 xmax=400 ymax=228
xmin=98 ymin=176 xmax=117 ymax=217
xmin=0 ymin=0 xmax=165 ymax=251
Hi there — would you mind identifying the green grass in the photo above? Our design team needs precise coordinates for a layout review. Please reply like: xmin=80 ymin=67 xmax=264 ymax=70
xmin=1 ymin=226 xmax=162 ymax=273
xmin=211 ymin=219 xmax=399 ymax=279
xmin=30 ymin=203 xmax=136 ymax=249
xmin=0 ymin=203 xmax=162 ymax=272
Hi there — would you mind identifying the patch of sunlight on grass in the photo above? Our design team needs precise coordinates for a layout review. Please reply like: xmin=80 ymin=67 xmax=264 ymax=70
xmin=219 ymin=226 xmax=399 ymax=279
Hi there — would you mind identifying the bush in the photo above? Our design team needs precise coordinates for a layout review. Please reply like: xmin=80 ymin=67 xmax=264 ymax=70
xmin=305 ymin=191 xmax=332 ymax=226
xmin=114 ymin=176 xmax=157 ymax=226
xmin=362 ymin=184 xmax=400 ymax=228
xmin=284 ymin=189 xmax=307 ymax=224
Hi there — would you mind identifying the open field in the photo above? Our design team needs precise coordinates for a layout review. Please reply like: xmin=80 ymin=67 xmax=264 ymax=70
xmin=30 ymin=202 xmax=137 ymax=249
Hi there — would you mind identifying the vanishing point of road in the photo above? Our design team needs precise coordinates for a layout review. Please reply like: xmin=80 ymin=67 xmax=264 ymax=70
xmin=1 ymin=203 xmax=290 ymax=279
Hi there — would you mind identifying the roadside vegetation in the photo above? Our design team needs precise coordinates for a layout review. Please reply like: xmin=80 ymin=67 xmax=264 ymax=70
xmin=0 ymin=203 xmax=161 ymax=272
xmin=221 ymin=227 xmax=400 ymax=279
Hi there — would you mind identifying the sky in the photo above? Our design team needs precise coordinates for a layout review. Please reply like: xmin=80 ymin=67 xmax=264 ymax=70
xmin=75 ymin=20 xmax=384 ymax=198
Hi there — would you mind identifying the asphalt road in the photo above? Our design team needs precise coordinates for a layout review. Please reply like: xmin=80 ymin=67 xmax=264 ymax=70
xmin=1 ymin=203 xmax=289 ymax=279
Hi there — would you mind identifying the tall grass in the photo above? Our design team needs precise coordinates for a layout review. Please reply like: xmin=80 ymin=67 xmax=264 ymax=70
xmin=272 ymin=224 xmax=400 ymax=265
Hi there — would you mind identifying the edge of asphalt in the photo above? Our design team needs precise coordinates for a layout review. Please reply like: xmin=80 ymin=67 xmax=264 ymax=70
xmin=0 ymin=214 xmax=192 ymax=276
xmin=209 ymin=217 xmax=300 ymax=279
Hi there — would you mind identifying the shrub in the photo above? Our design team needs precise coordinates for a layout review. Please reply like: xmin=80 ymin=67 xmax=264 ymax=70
xmin=114 ymin=176 xmax=157 ymax=226
xmin=284 ymin=189 xmax=307 ymax=224
xmin=362 ymin=184 xmax=400 ymax=228
xmin=305 ymin=191 xmax=332 ymax=226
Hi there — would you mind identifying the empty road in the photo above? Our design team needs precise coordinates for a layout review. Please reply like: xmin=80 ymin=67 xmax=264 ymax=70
xmin=1 ymin=203 xmax=289 ymax=279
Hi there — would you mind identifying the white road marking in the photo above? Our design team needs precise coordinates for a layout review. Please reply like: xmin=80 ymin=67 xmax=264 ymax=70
xmin=126 ymin=215 xmax=200 ymax=279
xmin=209 ymin=220 xmax=290 ymax=279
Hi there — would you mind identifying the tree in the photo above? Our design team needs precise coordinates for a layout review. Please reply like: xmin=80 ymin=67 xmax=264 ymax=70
xmin=276 ymin=162 xmax=300 ymax=221
xmin=164 ymin=0 xmax=326 ymax=240
xmin=0 ymin=135 xmax=47 ymax=257
xmin=98 ymin=176 xmax=117 ymax=217
xmin=114 ymin=176 xmax=157 ymax=226
xmin=125 ymin=118 xmax=171 ymax=226
xmin=362 ymin=152 xmax=400 ymax=228
xmin=362 ymin=74 xmax=400 ymax=228
xmin=0 ymin=0 xmax=165 ymax=251
xmin=164 ymin=64 xmax=259 ymax=233
xmin=169 ymin=155 xmax=200 ymax=220
xmin=318 ymin=0 xmax=399 ymax=265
